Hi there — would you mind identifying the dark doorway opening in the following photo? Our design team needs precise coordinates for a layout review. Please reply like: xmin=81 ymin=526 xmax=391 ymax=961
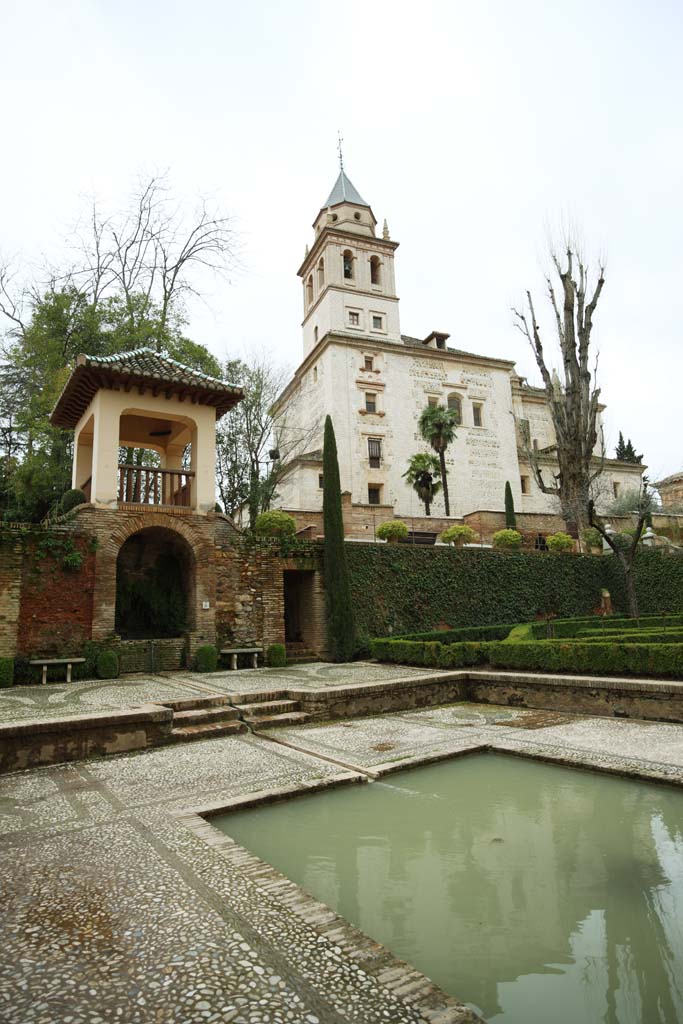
xmin=284 ymin=570 xmax=317 ymax=646
xmin=115 ymin=527 xmax=195 ymax=639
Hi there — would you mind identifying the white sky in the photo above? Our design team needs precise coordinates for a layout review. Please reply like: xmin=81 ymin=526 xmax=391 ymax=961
xmin=2 ymin=0 xmax=682 ymax=477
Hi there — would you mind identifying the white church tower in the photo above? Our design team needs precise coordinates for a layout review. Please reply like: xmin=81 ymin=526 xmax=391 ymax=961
xmin=298 ymin=166 xmax=401 ymax=357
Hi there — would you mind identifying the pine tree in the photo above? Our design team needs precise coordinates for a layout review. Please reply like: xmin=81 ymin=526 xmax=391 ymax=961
xmin=322 ymin=416 xmax=356 ymax=662
xmin=504 ymin=480 xmax=516 ymax=529
xmin=615 ymin=431 xmax=643 ymax=464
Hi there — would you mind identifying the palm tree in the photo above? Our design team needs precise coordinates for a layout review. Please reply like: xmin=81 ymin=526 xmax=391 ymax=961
xmin=403 ymin=453 xmax=442 ymax=516
xmin=418 ymin=405 xmax=458 ymax=516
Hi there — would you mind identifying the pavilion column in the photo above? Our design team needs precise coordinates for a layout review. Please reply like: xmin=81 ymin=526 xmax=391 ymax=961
xmin=193 ymin=416 xmax=217 ymax=513
xmin=90 ymin=394 xmax=121 ymax=508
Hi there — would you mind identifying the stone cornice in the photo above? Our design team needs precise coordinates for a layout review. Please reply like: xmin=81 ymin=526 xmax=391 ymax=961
xmin=302 ymin=283 xmax=399 ymax=325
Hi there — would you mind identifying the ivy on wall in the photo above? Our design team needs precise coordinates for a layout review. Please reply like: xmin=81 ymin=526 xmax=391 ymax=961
xmin=345 ymin=546 xmax=609 ymax=643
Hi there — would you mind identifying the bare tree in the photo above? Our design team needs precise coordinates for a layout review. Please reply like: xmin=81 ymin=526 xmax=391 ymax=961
xmin=64 ymin=174 xmax=239 ymax=347
xmin=513 ymin=246 xmax=606 ymax=533
xmin=589 ymin=479 xmax=655 ymax=619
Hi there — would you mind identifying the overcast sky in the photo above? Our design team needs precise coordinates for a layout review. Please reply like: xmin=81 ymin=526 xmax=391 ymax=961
xmin=2 ymin=0 xmax=682 ymax=478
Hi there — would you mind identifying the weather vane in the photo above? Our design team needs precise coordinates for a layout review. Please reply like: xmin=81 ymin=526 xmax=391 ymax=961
xmin=337 ymin=131 xmax=344 ymax=172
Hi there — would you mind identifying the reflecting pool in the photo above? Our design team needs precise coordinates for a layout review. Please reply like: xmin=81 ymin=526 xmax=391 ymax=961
xmin=214 ymin=753 xmax=683 ymax=1022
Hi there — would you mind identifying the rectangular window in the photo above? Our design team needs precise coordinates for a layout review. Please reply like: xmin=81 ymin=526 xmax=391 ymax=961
xmin=318 ymin=474 xmax=324 ymax=489
xmin=519 ymin=418 xmax=530 ymax=443
xmin=368 ymin=438 xmax=382 ymax=468
xmin=613 ymin=481 xmax=620 ymax=499
xmin=472 ymin=403 xmax=483 ymax=427
xmin=365 ymin=393 xmax=377 ymax=413
xmin=368 ymin=485 xmax=381 ymax=505
xmin=364 ymin=356 xmax=374 ymax=371
xmin=427 ymin=396 xmax=439 ymax=407
xmin=520 ymin=475 xmax=530 ymax=495
xmin=372 ymin=315 xmax=383 ymax=330
xmin=348 ymin=310 xmax=360 ymax=326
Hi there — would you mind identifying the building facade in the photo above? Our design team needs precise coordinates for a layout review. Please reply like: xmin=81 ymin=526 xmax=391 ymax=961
xmin=272 ymin=170 xmax=644 ymax=540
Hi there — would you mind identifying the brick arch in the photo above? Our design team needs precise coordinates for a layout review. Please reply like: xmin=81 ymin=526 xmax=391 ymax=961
xmin=90 ymin=510 xmax=216 ymax=645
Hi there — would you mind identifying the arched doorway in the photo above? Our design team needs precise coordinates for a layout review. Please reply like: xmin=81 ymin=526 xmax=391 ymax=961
xmin=115 ymin=527 xmax=195 ymax=639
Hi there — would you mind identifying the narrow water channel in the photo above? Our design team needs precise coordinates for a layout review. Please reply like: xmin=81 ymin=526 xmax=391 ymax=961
xmin=215 ymin=753 xmax=683 ymax=1023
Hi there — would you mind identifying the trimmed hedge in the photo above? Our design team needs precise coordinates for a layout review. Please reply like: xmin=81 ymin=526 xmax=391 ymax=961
xmin=96 ymin=650 xmax=119 ymax=679
xmin=0 ymin=658 xmax=14 ymax=688
xmin=370 ymin=636 xmax=683 ymax=678
xmin=397 ymin=623 xmax=515 ymax=643
xmin=195 ymin=644 xmax=219 ymax=673
xmin=266 ymin=643 xmax=287 ymax=667
xmin=346 ymin=545 xmax=608 ymax=642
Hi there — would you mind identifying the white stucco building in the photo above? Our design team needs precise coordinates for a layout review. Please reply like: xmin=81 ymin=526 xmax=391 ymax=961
xmin=272 ymin=169 xmax=643 ymax=538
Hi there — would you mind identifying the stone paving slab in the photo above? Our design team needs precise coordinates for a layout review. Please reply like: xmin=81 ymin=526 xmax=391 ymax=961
xmin=4 ymin=701 xmax=683 ymax=1023
xmin=0 ymin=674 xmax=216 ymax=724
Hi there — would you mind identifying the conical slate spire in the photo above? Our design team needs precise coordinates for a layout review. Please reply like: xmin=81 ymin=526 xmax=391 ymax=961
xmin=323 ymin=169 xmax=368 ymax=208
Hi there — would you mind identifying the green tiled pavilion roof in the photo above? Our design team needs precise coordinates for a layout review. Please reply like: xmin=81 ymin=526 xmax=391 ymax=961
xmin=50 ymin=347 xmax=243 ymax=428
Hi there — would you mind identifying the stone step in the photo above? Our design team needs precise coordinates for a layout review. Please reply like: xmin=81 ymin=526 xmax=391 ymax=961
xmin=170 ymin=721 xmax=247 ymax=743
xmin=246 ymin=711 xmax=310 ymax=729
xmin=237 ymin=700 xmax=300 ymax=717
xmin=286 ymin=656 xmax=319 ymax=665
xmin=230 ymin=690 xmax=289 ymax=706
xmin=162 ymin=695 xmax=232 ymax=713
xmin=172 ymin=706 xmax=240 ymax=726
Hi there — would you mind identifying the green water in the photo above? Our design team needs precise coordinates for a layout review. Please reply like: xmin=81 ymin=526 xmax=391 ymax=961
xmin=215 ymin=754 xmax=683 ymax=1023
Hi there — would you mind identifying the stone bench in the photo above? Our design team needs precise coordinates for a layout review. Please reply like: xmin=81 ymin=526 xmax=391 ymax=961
xmin=220 ymin=647 xmax=263 ymax=670
xmin=29 ymin=657 xmax=86 ymax=685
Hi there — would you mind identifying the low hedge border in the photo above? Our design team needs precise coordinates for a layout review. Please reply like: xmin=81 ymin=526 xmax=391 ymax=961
xmin=370 ymin=637 xmax=683 ymax=678
xmin=396 ymin=623 xmax=515 ymax=643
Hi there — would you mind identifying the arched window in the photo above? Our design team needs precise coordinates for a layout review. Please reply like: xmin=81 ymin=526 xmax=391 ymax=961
xmin=447 ymin=393 xmax=463 ymax=425
xmin=370 ymin=255 xmax=381 ymax=286
xmin=306 ymin=274 xmax=314 ymax=305
xmin=343 ymin=250 xmax=354 ymax=280
xmin=317 ymin=258 xmax=324 ymax=288
xmin=314 ymin=327 xmax=319 ymax=345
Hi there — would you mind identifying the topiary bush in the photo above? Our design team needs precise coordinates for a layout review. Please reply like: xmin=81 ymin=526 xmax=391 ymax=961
xmin=96 ymin=650 xmax=119 ymax=679
xmin=492 ymin=529 xmax=523 ymax=551
xmin=440 ymin=525 xmax=477 ymax=547
xmin=194 ymin=644 xmax=219 ymax=672
xmin=376 ymin=520 xmax=409 ymax=543
xmin=266 ymin=643 xmax=287 ymax=667
xmin=254 ymin=510 xmax=297 ymax=538
xmin=60 ymin=488 xmax=87 ymax=514
xmin=322 ymin=415 xmax=356 ymax=662
xmin=546 ymin=532 xmax=575 ymax=554
xmin=582 ymin=527 xmax=603 ymax=551
xmin=0 ymin=658 xmax=14 ymax=688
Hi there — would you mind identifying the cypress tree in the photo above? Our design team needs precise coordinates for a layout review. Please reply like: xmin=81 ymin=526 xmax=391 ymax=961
xmin=322 ymin=415 xmax=356 ymax=661
xmin=504 ymin=480 xmax=516 ymax=529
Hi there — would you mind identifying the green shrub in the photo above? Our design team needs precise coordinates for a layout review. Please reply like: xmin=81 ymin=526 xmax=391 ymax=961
xmin=96 ymin=650 xmax=119 ymax=679
xmin=582 ymin=527 xmax=603 ymax=550
xmin=254 ymin=510 xmax=297 ymax=538
xmin=266 ymin=643 xmax=287 ymax=667
xmin=546 ymin=532 xmax=575 ymax=553
xmin=0 ymin=658 xmax=14 ymax=687
xmin=60 ymin=488 xmax=87 ymax=514
xmin=504 ymin=481 xmax=516 ymax=530
xmin=487 ymin=640 xmax=683 ymax=678
xmin=376 ymin=520 xmax=409 ymax=542
xmin=62 ymin=551 xmax=84 ymax=572
xmin=492 ymin=529 xmax=523 ymax=551
xmin=398 ymin=623 xmax=514 ymax=643
xmin=440 ymin=525 xmax=477 ymax=546
xmin=194 ymin=644 xmax=219 ymax=672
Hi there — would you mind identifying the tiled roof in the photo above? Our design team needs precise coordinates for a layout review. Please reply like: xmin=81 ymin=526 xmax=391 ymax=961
xmin=656 ymin=472 xmax=683 ymax=488
xmin=50 ymin=347 xmax=243 ymax=428
xmin=400 ymin=335 xmax=511 ymax=363
xmin=323 ymin=170 xmax=368 ymax=208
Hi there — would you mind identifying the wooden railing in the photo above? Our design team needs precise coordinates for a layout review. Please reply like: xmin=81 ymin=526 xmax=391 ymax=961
xmin=118 ymin=465 xmax=194 ymax=508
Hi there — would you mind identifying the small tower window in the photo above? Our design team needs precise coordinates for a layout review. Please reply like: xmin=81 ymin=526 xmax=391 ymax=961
xmin=472 ymin=403 xmax=483 ymax=427
xmin=364 ymin=356 xmax=374 ymax=371
xmin=314 ymin=327 xmax=319 ymax=345
xmin=317 ymin=257 xmax=324 ymax=288
xmin=306 ymin=275 xmax=314 ymax=305
xmin=343 ymin=250 xmax=354 ymax=280
xmin=520 ymin=475 xmax=530 ymax=494
xmin=365 ymin=393 xmax=377 ymax=413
xmin=370 ymin=255 xmax=381 ymax=286
xmin=368 ymin=438 xmax=382 ymax=468
xmin=447 ymin=394 xmax=463 ymax=425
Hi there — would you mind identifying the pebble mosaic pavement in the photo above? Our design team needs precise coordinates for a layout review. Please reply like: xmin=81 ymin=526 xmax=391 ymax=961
xmin=0 ymin=663 xmax=445 ymax=723
xmin=3 ymin=671 xmax=683 ymax=1023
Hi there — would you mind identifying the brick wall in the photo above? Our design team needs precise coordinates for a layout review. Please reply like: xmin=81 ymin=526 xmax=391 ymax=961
xmin=0 ymin=537 xmax=22 ymax=658
xmin=16 ymin=536 xmax=96 ymax=656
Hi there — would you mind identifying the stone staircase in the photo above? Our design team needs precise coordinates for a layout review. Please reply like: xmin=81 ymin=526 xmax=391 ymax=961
xmin=285 ymin=642 xmax=319 ymax=665
xmin=164 ymin=695 xmax=247 ymax=743
xmin=232 ymin=692 xmax=310 ymax=729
